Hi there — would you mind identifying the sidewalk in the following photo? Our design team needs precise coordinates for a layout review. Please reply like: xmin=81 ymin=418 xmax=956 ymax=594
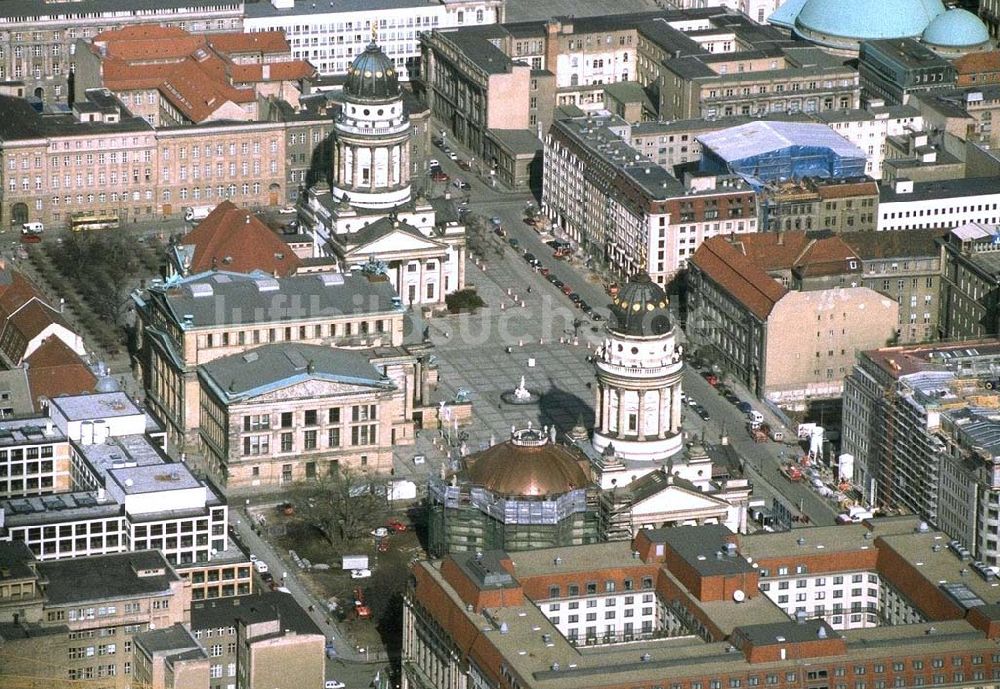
xmin=233 ymin=507 xmax=384 ymax=664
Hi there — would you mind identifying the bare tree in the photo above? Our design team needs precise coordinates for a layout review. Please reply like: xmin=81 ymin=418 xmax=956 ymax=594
xmin=289 ymin=467 xmax=388 ymax=543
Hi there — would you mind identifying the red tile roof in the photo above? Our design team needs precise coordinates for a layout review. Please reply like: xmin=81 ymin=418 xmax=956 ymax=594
xmin=955 ymin=50 xmax=1000 ymax=75
xmin=181 ymin=201 xmax=302 ymax=277
xmin=24 ymin=337 xmax=97 ymax=410
xmin=90 ymin=24 xmax=311 ymax=123
xmin=0 ymin=268 xmax=78 ymax=366
xmin=690 ymin=237 xmax=788 ymax=320
xmin=206 ymin=31 xmax=290 ymax=56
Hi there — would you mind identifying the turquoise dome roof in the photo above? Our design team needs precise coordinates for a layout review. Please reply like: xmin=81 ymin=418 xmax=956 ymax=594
xmin=921 ymin=8 xmax=990 ymax=47
xmin=795 ymin=0 xmax=945 ymax=41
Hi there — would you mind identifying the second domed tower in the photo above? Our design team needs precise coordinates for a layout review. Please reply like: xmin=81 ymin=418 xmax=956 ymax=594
xmin=332 ymin=38 xmax=411 ymax=209
xmin=592 ymin=273 xmax=684 ymax=482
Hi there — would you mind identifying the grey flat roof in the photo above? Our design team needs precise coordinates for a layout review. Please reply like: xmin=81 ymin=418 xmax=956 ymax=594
xmin=879 ymin=176 xmax=1000 ymax=203
xmin=49 ymin=392 xmax=142 ymax=421
xmin=38 ymin=550 xmax=177 ymax=605
xmin=246 ymin=0 xmax=431 ymax=18
xmin=149 ymin=269 xmax=403 ymax=329
xmin=108 ymin=462 xmax=202 ymax=495
xmin=134 ymin=624 xmax=204 ymax=656
xmin=191 ymin=591 xmax=323 ymax=636
xmin=648 ymin=525 xmax=755 ymax=577
xmin=0 ymin=542 xmax=36 ymax=581
xmin=0 ymin=0 xmax=240 ymax=20
xmin=0 ymin=95 xmax=153 ymax=141
xmin=735 ymin=618 xmax=836 ymax=646
xmin=554 ymin=115 xmax=685 ymax=199
xmin=1 ymin=491 xmax=122 ymax=526
xmin=198 ymin=343 xmax=392 ymax=401
xmin=0 ymin=417 xmax=65 ymax=446
xmin=438 ymin=28 xmax=516 ymax=75
xmin=488 ymin=128 xmax=542 ymax=153
xmin=79 ymin=433 xmax=173 ymax=480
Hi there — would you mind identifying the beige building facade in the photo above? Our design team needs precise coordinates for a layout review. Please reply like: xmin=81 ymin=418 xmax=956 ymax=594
xmin=197 ymin=344 xmax=417 ymax=491
xmin=135 ymin=270 xmax=407 ymax=451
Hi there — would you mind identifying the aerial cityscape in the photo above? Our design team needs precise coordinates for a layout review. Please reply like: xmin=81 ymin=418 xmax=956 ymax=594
xmin=4 ymin=0 xmax=1000 ymax=688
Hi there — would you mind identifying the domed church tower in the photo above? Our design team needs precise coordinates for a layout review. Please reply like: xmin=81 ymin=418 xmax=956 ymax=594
xmin=592 ymin=273 xmax=684 ymax=486
xmin=331 ymin=35 xmax=411 ymax=209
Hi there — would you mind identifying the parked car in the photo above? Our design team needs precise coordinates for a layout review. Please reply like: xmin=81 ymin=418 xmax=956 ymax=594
xmin=590 ymin=312 xmax=605 ymax=322
xmin=568 ymin=293 xmax=582 ymax=303
xmin=428 ymin=159 xmax=440 ymax=168
xmin=326 ymin=680 xmax=346 ymax=689
xmin=697 ymin=407 xmax=711 ymax=421
xmin=552 ymin=279 xmax=564 ymax=288
xmin=253 ymin=560 xmax=269 ymax=574
xmin=737 ymin=401 xmax=753 ymax=414
xmin=351 ymin=568 xmax=372 ymax=579
xmin=448 ymin=151 xmax=459 ymax=160
xmin=508 ymin=238 xmax=519 ymax=249
xmin=493 ymin=227 xmax=507 ymax=238
xmin=580 ymin=302 xmax=592 ymax=314
xmin=387 ymin=519 xmax=408 ymax=533
xmin=260 ymin=571 xmax=274 ymax=583
xmin=539 ymin=266 xmax=550 ymax=276
xmin=561 ymin=285 xmax=573 ymax=296
xmin=20 ymin=233 xmax=41 ymax=244
xmin=458 ymin=159 xmax=472 ymax=171
xmin=523 ymin=252 xmax=537 ymax=264
xmin=431 ymin=170 xmax=449 ymax=182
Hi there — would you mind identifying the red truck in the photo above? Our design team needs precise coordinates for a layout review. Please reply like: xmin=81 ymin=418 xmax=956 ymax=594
xmin=780 ymin=464 xmax=803 ymax=482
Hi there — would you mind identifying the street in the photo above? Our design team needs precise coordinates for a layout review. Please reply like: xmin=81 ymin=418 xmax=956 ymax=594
xmin=232 ymin=507 xmax=385 ymax=689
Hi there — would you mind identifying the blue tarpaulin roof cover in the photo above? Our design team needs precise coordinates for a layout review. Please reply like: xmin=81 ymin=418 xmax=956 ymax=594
xmin=697 ymin=120 xmax=867 ymax=187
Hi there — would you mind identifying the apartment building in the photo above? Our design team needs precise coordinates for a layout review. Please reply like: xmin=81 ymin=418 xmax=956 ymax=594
xmin=913 ymin=85 xmax=1000 ymax=149
xmin=939 ymin=222 xmax=1000 ymax=339
xmin=859 ymin=39 xmax=958 ymax=106
xmin=843 ymin=229 xmax=944 ymax=344
xmin=157 ymin=120 xmax=288 ymax=217
xmin=197 ymin=343 xmax=419 ymax=490
xmin=189 ymin=592 xmax=325 ymax=689
xmin=687 ymin=234 xmax=898 ymax=406
xmin=843 ymin=341 xmax=1000 ymax=566
xmin=0 ymin=0 xmax=244 ymax=105
xmin=544 ymin=113 xmax=673 ymax=285
xmin=403 ymin=519 xmax=1000 ymax=689
xmin=757 ymin=177 xmax=879 ymax=233
xmin=955 ymin=50 xmax=1000 ymax=87
xmin=877 ymin=177 xmax=1000 ymax=231
xmin=0 ymin=90 xmax=156 ymax=230
xmin=244 ymin=0 xmax=503 ymax=81
xmin=133 ymin=269 xmax=409 ymax=448
xmin=814 ymin=102 xmax=924 ymax=178
xmin=0 ymin=547 xmax=190 ymax=689
xmin=657 ymin=46 xmax=859 ymax=121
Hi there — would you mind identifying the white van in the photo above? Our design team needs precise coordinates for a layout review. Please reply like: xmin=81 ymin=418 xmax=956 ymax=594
xmin=748 ymin=410 xmax=764 ymax=425
xmin=21 ymin=222 xmax=44 ymax=234
xmin=253 ymin=559 xmax=269 ymax=574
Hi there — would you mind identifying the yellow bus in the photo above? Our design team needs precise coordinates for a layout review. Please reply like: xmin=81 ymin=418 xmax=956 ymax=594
xmin=69 ymin=212 xmax=119 ymax=232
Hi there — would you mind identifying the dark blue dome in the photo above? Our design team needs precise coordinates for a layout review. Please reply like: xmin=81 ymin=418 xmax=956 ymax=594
xmin=610 ymin=273 xmax=672 ymax=337
xmin=345 ymin=41 xmax=399 ymax=100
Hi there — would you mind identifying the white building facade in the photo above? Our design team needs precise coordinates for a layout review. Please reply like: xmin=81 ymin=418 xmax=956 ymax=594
xmin=592 ymin=274 xmax=685 ymax=487
xmin=877 ymin=177 xmax=1000 ymax=231
xmin=244 ymin=0 xmax=502 ymax=80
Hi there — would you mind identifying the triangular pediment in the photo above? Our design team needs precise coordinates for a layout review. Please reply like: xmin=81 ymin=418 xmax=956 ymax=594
xmin=344 ymin=229 xmax=447 ymax=257
xmin=241 ymin=377 xmax=391 ymax=403
xmin=630 ymin=482 xmax=729 ymax=514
